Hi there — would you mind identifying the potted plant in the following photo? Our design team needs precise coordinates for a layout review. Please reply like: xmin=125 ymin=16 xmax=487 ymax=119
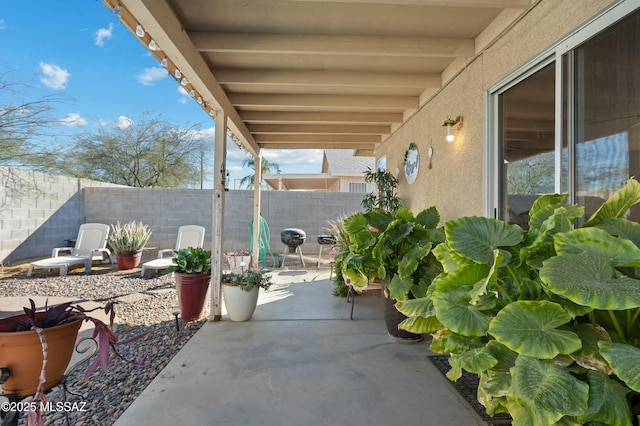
xmin=221 ymin=269 xmax=273 ymax=321
xmin=334 ymin=210 xmax=388 ymax=293
xmin=107 ymin=220 xmax=152 ymax=270
xmin=0 ymin=299 xmax=146 ymax=425
xmin=361 ymin=167 xmax=401 ymax=214
xmin=325 ymin=214 xmax=352 ymax=297
xmin=397 ymin=178 xmax=640 ymax=425
xmin=165 ymin=247 xmax=211 ymax=322
xmin=337 ymin=167 xmax=400 ymax=294
xmin=370 ymin=206 xmax=444 ymax=341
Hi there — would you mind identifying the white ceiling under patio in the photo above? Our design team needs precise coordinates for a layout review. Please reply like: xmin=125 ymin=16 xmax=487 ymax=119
xmin=103 ymin=0 xmax=534 ymax=157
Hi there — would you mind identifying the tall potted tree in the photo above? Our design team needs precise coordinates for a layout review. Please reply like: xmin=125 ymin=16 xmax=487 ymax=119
xmin=107 ymin=220 xmax=152 ymax=270
xmin=165 ymin=247 xmax=211 ymax=321
xmin=361 ymin=167 xmax=401 ymax=214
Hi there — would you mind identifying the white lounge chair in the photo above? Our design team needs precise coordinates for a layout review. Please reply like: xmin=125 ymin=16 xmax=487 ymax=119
xmin=140 ymin=225 xmax=206 ymax=277
xmin=28 ymin=223 xmax=113 ymax=277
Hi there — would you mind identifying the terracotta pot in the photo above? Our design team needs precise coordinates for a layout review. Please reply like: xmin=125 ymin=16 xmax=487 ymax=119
xmin=222 ymin=284 xmax=259 ymax=321
xmin=0 ymin=315 xmax=82 ymax=397
xmin=115 ymin=250 xmax=143 ymax=270
xmin=175 ymin=272 xmax=211 ymax=322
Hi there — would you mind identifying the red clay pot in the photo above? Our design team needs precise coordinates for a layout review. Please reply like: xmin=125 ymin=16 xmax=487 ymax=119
xmin=0 ymin=315 xmax=82 ymax=397
xmin=175 ymin=272 xmax=211 ymax=322
xmin=116 ymin=250 xmax=143 ymax=270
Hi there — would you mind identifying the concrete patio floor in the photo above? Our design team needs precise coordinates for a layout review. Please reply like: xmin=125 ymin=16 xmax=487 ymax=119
xmin=114 ymin=270 xmax=486 ymax=426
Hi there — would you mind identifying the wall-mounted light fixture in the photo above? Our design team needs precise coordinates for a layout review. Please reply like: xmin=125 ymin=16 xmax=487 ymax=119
xmin=443 ymin=116 xmax=463 ymax=143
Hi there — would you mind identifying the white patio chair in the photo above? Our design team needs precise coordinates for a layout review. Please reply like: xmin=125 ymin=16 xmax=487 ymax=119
xmin=28 ymin=223 xmax=113 ymax=277
xmin=140 ymin=225 xmax=206 ymax=277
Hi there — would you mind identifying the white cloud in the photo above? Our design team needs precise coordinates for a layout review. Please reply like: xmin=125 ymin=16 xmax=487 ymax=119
xmin=39 ymin=62 xmax=71 ymax=90
xmin=60 ymin=113 xmax=87 ymax=127
xmin=115 ymin=116 xmax=133 ymax=129
xmin=177 ymin=86 xmax=189 ymax=104
xmin=190 ymin=126 xmax=216 ymax=142
xmin=227 ymin=165 xmax=243 ymax=173
xmin=226 ymin=143 xmax=249 ymax=162
xmin=136 ymin=67 xmax=168 ymax=86
xmin=263 ymin=149 xmax=324 ymax=166
xmin=0 ymin=20 xmax=5 ymax=30
xmin=95 ymin=23 xmax=114 ymax=47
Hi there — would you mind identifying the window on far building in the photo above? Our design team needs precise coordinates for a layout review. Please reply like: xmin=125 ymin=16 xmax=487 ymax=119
xmin=349 ymin=182 xmax=368 ymax=193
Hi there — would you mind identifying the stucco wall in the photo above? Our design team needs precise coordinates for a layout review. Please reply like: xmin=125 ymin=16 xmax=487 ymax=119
xmin=376 ymin=0 xmax=615 ymax=223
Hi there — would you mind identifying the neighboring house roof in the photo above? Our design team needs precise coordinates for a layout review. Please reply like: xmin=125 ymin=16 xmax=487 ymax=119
xmin=264 ymin=150 xmax=374 ymax=190
xmin=322 ymin=150 xmax=375 ymax=176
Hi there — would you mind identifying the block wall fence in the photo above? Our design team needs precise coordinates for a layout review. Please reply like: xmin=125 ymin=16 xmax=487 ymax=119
xmin=1 ymin=167 xmax=365 ymax=265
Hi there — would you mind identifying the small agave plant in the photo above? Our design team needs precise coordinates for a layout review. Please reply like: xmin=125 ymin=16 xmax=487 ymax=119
xmin=397 ymin=178 xmax=640 ymax=425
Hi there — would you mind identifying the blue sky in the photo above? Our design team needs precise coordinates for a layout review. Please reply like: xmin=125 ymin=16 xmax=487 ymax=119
xmin=0 ymin=0 xmax=323 ymax=189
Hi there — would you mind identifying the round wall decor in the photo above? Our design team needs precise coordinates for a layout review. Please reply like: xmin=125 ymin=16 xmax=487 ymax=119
xmin=404 ymin=143 xmax=419 ymax=184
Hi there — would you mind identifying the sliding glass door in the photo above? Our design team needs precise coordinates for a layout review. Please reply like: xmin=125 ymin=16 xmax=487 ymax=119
xmin=498 ymin=63 xmax=556 ymax=227
xmin=490 ymin=4 xmax=640 ymax=225
xmin=573 ymin=9 xmax=640 ymax=222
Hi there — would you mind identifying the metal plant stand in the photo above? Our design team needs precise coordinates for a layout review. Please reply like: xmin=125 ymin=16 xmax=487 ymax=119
xmin=346 ymin=285 xmax=356 ymax=320
xmin=0 ymin=337 xmax=98 ymax=426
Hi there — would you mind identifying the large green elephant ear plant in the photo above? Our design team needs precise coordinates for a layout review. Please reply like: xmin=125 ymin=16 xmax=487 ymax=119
xmin=397 ymin=178 xmax=640 ymax=426
xmin=335 ymin=209 xmax=393 ymax=292
xmin=371 ymin=205 xmax=444 ymax=303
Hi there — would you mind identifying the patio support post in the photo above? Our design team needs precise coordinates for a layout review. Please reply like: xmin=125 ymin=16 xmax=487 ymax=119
xmin=210 ymin=109 xmax=227 ymax=321
xmin=251 ymin=153 xmax=262 ymax=270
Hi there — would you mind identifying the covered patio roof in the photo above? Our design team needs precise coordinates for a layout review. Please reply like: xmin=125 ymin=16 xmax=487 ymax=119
xmin=101 ymin=0 xmax=533 ymax=157
xmin=263 ymin=173 xmax=339 ymax=191
xmin=100 ymin=0 xmax=535 ymax=320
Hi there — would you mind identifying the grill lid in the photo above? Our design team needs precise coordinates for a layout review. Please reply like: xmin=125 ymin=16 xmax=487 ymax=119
xmin=281 ymin=228 xmax=306 ymax=247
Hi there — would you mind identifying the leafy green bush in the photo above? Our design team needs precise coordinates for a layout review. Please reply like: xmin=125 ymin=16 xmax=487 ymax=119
xmin=398 ymin=178 xmax=640 ymax=425
xmin=370 ymin=206 xmax=443 ymax=302
xmin=334 ymin=210 xmax=387 ymax=292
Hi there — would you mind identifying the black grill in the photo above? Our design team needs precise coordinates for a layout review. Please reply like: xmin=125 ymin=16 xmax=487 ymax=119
xmin=281 ymin=228 xmax=306 ymax=253
xmin=317 ymin=234 xmax=337 ymax=245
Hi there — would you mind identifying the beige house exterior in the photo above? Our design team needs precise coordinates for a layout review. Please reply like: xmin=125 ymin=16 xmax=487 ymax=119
xmin=375 ymin=0 xmax=638 ymax=223
xmin=263 ymin=149 xmax=375 ymax=192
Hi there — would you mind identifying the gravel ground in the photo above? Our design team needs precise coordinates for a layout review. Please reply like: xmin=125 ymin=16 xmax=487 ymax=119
xmin=0 ymin=259 xmax=208 ymax=426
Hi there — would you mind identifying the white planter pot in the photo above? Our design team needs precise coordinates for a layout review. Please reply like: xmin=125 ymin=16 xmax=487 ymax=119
xmin=222 ymin=284 xmax=259 ymax=321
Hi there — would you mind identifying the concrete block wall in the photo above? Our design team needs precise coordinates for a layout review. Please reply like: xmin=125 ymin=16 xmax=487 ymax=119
xmin=84 ymin=187 xmax=215 ymax=252
xmin=1 ymin=167 xmax=365 ymax=265
xmin=84 ymin=188 xmax=364 ymax=257
xmin=0 ymin=167 xmax=125 ymax=264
